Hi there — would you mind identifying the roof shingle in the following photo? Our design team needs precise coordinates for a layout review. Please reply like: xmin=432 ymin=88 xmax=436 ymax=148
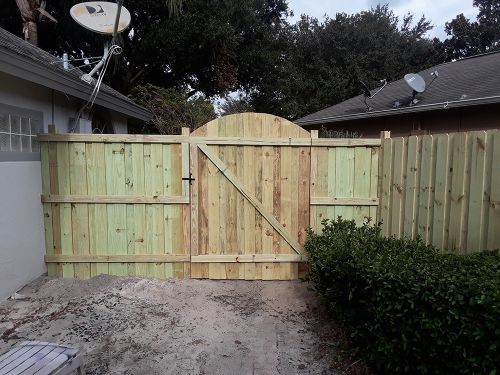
xmin=297 ymin=52 xmax=500 ymax=125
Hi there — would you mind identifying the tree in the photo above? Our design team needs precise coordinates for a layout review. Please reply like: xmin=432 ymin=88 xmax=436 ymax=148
xmin=7 ymin=0 xmax=183 ymax=46
xmin=129 ymin=84 xmax=215 ymax=134
xmin=218 ymin=93 xmax=254 ymax=116
xmin=442 ymin=0 xmax=500 ymax=59
xmin=13 ymin=0 xmax=58 ymax=46
xmin=1 ymin=0 xmax=290 ymax=96
xmin=249 ymin=5 xmax=441 ymax=119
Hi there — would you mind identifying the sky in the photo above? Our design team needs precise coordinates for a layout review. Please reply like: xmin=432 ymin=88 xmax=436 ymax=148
xmin=287 ymin=0 xmax=479 ymax=39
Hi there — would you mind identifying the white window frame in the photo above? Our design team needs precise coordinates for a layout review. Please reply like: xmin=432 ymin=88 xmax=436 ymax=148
xmin=0 ymin=104 xmax=43 ymax=162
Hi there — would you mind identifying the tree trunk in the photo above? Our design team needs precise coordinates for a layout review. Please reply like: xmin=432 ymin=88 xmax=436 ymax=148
xmin=24 ymin=21 xmax=38 ymax=46
xmin=15 ymin=0 xmax=39 ymax=46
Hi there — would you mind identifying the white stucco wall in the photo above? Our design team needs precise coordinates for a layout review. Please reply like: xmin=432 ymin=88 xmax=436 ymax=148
xmin=0 ymin=161 xmax=46 ymax=301
xmin=0 ymin=71 xmax=129 ymax=134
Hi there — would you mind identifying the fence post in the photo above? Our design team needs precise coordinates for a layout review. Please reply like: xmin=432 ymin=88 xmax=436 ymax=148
xmin=310 ymin=130 xmax=319 ymax=232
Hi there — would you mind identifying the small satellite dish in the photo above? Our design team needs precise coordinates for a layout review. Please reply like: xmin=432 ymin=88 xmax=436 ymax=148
xmin=70 ymin=2 xmax=131 ymax=34
xmin=404 ymin=73 xmax=426 ymax=93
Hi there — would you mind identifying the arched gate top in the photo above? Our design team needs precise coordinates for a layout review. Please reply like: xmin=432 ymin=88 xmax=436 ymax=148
xmin=191 ymin=112 xmax=310 ymax=138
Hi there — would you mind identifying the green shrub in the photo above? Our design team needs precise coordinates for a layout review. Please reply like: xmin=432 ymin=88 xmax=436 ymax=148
xmin=305 ymin=218 xmax=500 ymax=375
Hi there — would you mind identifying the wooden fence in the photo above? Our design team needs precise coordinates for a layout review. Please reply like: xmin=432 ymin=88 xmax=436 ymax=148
xmin=40 ymin=132 xmax=191 ymax=279
xmin=379 ymin=130 xmax=500 ymax=253
xmin=38 ymin=113 xmax=499 ymax=280
xmin=38 ymin=113 xmax=381 ymax=280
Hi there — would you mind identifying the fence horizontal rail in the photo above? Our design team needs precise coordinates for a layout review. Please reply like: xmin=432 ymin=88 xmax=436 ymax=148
xmin=191 ymin=254 xmax=307 ymax=263
xmin=310 ymin=197 xmax=379 ymax=206
xmin=41 ymin=194 xmax=190 ymax=204
xmin=38 ymin=134 xmax=381 ymax=147
xmin=45 ymin=255 xmax=190 ymax=263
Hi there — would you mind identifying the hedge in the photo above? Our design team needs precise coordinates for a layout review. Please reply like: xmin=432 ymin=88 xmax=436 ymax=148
xmin=305 ymin=218 xmax=500 ymax=375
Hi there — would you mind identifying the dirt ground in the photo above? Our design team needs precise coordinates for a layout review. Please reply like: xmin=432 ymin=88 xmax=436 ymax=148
xmin=0 ymin=276 xmax=366 ymax=375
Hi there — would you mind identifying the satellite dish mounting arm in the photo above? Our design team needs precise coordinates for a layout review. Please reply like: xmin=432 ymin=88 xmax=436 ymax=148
xmin=81 ymin=42 xmax=109 ymax=84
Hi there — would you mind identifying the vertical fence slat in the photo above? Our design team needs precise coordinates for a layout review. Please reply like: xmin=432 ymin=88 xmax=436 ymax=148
xmin=105 ymin=143 xmax=127 ymax=276
xmin=466 ymin=131 xmax=488 ymax=253
xmin=448 ymin=133 xmax=468 ymax=252
xmin=432 ymin=134 xmax=450 ymax=249
xmin=326 ymin=147 xmax=336 ymax=223
xmin=69 ymin=142 xmax=90 ymax=279
xmin=417 ymin=135 xmax=434 ymax=243
xmin=390 ymin=138 xmax=406 ymax=237
xmin=380 ymin=138 xmax=393 ymax=236
xmin=403 ymin=136 xmax=419 ymax=238
xmin=86 ymin=142 xmax=108 ymax=276
xmin=353 ymin=147 xmax=371 ymax=225
xmin=57 ymin=142 xmax=73 ymax=278
xmin=487 ymin=131 xmax=500 ymax=250
xmin=369 ymin=146 xmax=379 ymax=222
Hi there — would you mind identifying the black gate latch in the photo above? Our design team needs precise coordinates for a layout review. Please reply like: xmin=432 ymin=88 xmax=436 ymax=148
xmin=182 ymin=173 xmax=195 ymax=185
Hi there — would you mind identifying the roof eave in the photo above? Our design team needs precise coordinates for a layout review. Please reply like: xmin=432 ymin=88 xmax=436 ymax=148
xmin=296 ymin=95 xmax=500 ymax=127
xmin=0 ymin=47 xmax=152 ymax=122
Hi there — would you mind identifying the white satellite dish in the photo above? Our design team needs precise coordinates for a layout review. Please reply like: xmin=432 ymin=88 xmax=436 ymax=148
xmin=70 ymin=2 xmax=131 ymax=34
xmin=404 ymin=73 xmax=426 ymax=93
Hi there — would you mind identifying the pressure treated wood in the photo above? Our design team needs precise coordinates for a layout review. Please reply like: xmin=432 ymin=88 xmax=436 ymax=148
xmin=310 ymin=140 xmax=380 ymax=228
xmin=39 ymin=113 xmax=386 ymax=280
xmin=189 ymin=113 xmax=311 ymax=280
xmin=379 ymin=130 xmax=500 ymax=253
xmin=41 ymin=195 xmax=189 ymax=204
xmin=39 ymin=135 xmax=190 ymax=279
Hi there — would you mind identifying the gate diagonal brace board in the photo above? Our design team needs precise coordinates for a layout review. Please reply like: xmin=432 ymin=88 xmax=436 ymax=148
xmin=197 ymin=143 xmax=304 ymax=255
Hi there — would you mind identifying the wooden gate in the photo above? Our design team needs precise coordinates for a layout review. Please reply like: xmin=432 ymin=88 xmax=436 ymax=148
xmin=38 ymin=113 xmax=382 ymax=280
xmin=189 ymin=113 xmax=311 ymax=280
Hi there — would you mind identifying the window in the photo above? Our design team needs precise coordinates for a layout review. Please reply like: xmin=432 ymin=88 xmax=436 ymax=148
xmin=0 ymin=104 xmax=43 ymax=161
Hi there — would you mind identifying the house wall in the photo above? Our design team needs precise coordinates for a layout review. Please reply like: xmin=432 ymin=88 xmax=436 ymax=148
xmin=309 ymin=103 xmax=500 ymax=138
xmin=0 ymin=72 xmax=129 ymax=134
xmin=0 ymin=161 xmax=46 ymax=300
xmin=0 ymin=72 xmax=129 ymax=300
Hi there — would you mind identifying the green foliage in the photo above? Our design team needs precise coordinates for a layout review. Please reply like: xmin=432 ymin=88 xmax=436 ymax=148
xmin=443 ymin=0 xmax=500 ymax=59
xmin=305 ymin=218 xmax=500 ymax=374
xmin=218 ymin=93 xmax=254 ymax=116
xmin=250 ymin=5 xmax=441 ymax=119
xmin=129 ymin=84 xmax=215 ymax=134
